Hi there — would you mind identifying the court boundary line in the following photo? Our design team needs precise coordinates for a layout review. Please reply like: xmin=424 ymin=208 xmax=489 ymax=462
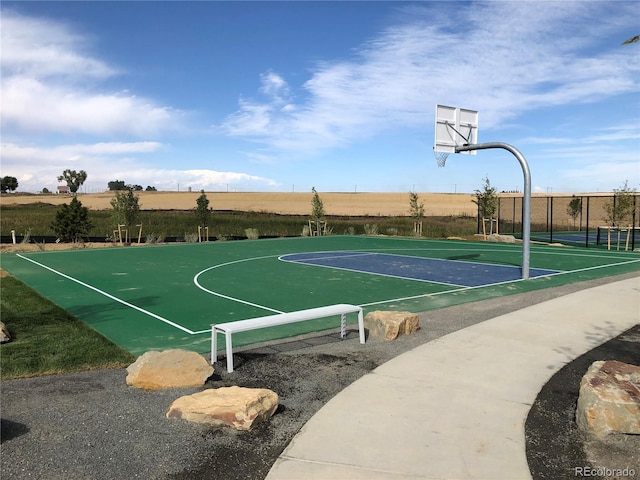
xmin=193 ymin=255 xmax=285 ymax=314
xmin=278 ymin=251 xmax=562 ymax=288
xmin=194 ymin=247 xmax=639 ymax=312
xmin=359 ymin=258 xmax=640 ymax=307
xmin=15 ymin=242 xmax=640 ymax=338
xmin=16 ymin=253 xmax=201 ymax=335
xmin=278 ymin=253 xmax=469 ymax=288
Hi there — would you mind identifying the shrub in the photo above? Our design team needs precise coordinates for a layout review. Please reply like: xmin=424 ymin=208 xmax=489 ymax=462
xmin=183 ymin=233 xmax=198 ymax=243
xmin=245 ymin=228 xmax=259 ymax=240
xmin=363 ymin=224 xmax=379 ymax=235
xmin=20 ymin=228 xmax=31 ymax=244
xmin=51 ymin=197 xmax=93 ymax=242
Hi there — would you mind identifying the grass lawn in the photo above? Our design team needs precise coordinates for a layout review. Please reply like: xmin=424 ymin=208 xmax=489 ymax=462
xmin=0 ymin=274 xmax=135 ymax=379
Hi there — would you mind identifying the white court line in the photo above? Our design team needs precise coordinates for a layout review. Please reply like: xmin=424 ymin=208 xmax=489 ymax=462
xmin=278 ymin=253 xmax=469 ymax=288
xmin=193 ymin=255 xmax=285 ymax=314
xmin=16 ymin=253 xmax=200 ymax=335
xmin=359 ymin=258 xmax=640 ymax=307
xmin=279 ymin=250 xmax=564 ymax=287
xmin=281 ymin=252 xmax=376 ymax=263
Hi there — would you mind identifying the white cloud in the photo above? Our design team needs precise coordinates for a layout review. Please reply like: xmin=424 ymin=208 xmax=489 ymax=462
xmin=2 ymin=141 xmax=163 ymax=163
xmin=220 ymin=2 xmax=640 ymax=154
xmin=2 ymin=76 xmax=177 ymax=136
xmin=1 ymin=11 xmax=116 ymax=78
xmin=559 ymin=161 xmax=640 ymax=190
xmin=83 ymin=168 xmax=279 ymax=192
xmin=0 ymin=10 xmax=183 ymax=136
xmin=259 ymin=70 xmax=291 ymax=101
xmin=0 ymin=142 xmax=278 ymax=193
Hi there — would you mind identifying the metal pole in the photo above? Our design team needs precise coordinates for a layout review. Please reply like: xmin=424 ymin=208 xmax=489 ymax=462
xmin=456 ymin=142 xmax=531 ymax=280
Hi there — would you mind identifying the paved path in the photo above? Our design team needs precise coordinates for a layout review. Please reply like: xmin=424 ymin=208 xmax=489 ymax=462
xmin=266 ymin=276 xmax=640 ymax=480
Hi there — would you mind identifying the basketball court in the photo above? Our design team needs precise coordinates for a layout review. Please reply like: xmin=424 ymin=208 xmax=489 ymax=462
xmin=1 ymin=236 xmax=638 ymax=356
xmin=3 ymin=104 xmax=637 ymax=357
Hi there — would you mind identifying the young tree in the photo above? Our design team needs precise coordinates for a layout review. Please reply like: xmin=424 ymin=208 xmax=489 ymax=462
xmin=310 ymin=187 xmax=326 ymax=236
xmin=604 ymin=180 xmax=636 ymax=227
xmin=409 ymin=191 xmax=425 ymax=236
xmin=58 ymin=169 xmax=87 ymax=194
xmin=51 ymin=197 xmax=93 ymax=242
xmin=110 ymin=189 xmax=140 ymax=243
xmin=566 ymin=195 xmax=582 ymax=230
xmin=473 ymin=176 xmax=499 ymax=219
xmin=473 ymin=176 xmax=499 ymax=236
xmin=194 ymin=190 xmax=211 ymax=227
xmin=1 ymin=176 xmax=18 ymax=193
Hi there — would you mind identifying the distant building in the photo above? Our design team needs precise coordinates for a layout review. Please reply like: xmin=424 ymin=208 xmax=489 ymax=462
xmin=57 ymin=186 xmax=70 ymax=194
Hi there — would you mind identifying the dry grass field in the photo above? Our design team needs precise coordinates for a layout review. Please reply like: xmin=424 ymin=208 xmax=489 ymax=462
xmin=1 ymin=191 xmax=479 ymax=217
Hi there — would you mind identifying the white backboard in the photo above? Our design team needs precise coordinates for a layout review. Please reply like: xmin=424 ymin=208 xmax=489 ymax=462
xmin=434 ymin=105 xmax=478 ymax=154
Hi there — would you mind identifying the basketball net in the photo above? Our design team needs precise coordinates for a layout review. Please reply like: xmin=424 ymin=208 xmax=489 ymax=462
xmin=434 ymin=150 xmax=449 ymax=168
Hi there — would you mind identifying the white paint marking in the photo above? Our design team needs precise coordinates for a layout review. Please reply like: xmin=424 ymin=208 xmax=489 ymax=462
xmin=16 ymin=254 xmax=197 ymax=335
xmin=193 ymin=255 xmax=285 ymax=314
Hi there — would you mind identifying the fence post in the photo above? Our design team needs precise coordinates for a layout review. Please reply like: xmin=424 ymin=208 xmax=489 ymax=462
xmin=549 ymin=196 xmax=554 ymax=244
xmin=585 ymin=197 xmax=590 ymax=248
xmin=632 ymin=195 xmax=637 ymax=251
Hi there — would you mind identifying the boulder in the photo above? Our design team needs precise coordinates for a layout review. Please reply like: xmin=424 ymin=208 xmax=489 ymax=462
xmin=0 ymin=322 xmax=10 ymax=344
xmin=364 ymin=311 xmax=420 ymax=341
xmin=166 ymin=386 xmax=279 ymax=430
xmin=126 ymin=349 xmax=214 ymax=390
xmin=486 ymin=234 xmax=517 ymax=243
xmin=576 ymin=360 xmax=640 ymax=438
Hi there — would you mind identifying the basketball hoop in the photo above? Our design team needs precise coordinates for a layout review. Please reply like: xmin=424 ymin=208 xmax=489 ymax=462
xmin=434 ymin=105 xmax=478 ymax=166
xmin=434 ymin=150 xmax=449 ymax=168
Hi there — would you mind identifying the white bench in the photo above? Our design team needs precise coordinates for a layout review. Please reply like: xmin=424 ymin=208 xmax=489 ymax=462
xmin=211 ymin=304 xmax=365 ymax=373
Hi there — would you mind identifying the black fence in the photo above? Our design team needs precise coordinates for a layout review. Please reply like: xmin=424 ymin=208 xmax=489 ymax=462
xmin=490 ymin=194 xmax=640 ymax=251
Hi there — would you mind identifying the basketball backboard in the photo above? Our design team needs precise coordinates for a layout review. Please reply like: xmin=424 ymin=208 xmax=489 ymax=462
xmin=434 ymin=105 xmax=478 ymax=154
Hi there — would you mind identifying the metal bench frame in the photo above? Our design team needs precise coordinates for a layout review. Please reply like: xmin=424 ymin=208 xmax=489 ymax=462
xmin=211 ymin=304 xmax=365 ymax=372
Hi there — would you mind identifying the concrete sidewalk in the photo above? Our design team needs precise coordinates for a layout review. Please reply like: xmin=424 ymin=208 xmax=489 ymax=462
xmin=266 ymin=276 xmax=640 ymax=480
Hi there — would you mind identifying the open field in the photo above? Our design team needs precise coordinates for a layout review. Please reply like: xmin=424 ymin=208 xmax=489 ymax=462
xmin=1 ymin=191 xmax=478 ymax=216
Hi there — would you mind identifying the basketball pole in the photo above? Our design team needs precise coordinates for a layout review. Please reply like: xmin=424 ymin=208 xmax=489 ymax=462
xmin=455 ymin=142 xmax=531 ymax=280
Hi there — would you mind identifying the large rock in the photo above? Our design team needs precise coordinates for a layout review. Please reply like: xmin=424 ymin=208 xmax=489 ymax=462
xmin=364 ymin=311 xmax=420 ymax=341
xmin=126 ymin=349 xmax=214 ymax=390
xmin=486 ymin=234 xmax=517 ymax=243
xmin=0 ymin=322 xmax=11 ymax=344
xmin=576 ymin=360 xmax=640 ymax=438
xmin=166 ymin=386 xmax=279 ymax=430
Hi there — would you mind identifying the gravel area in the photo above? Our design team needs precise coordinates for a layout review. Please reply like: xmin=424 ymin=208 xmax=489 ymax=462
xmin=2 ymin=272 xmax=638 ymax=480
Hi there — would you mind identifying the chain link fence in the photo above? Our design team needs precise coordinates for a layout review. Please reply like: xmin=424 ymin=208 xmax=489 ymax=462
xmin=493 ymin=194 xmax=640 ymax=250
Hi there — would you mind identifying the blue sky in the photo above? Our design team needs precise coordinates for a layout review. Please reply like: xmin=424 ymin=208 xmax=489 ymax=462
xmin=1 ymin=1 xmax=639 ymax=194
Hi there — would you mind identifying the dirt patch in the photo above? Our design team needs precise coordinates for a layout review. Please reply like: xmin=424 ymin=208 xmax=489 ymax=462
xmin=0 ymin=242 xmax=117 ymax=253
xmin=526 ymin=324 xmax=640 ymax=480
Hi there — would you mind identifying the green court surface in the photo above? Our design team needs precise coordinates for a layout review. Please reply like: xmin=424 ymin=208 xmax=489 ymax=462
xmin=1 ymin=236 xmax=638 ymax=356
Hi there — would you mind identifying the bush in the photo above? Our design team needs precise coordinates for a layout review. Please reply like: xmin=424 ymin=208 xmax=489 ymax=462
xmin=145 ymin=233 xmax=165 ymax=244
xmin=245 ymin=228 xmax=259 ymax=240
xmin=363 ymin=224 xmax=379 ymax=235
xmin=51 ymin=197 xmax=93 ymax=242
xmin=184 ymin=232 xmax=198 ymax=243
